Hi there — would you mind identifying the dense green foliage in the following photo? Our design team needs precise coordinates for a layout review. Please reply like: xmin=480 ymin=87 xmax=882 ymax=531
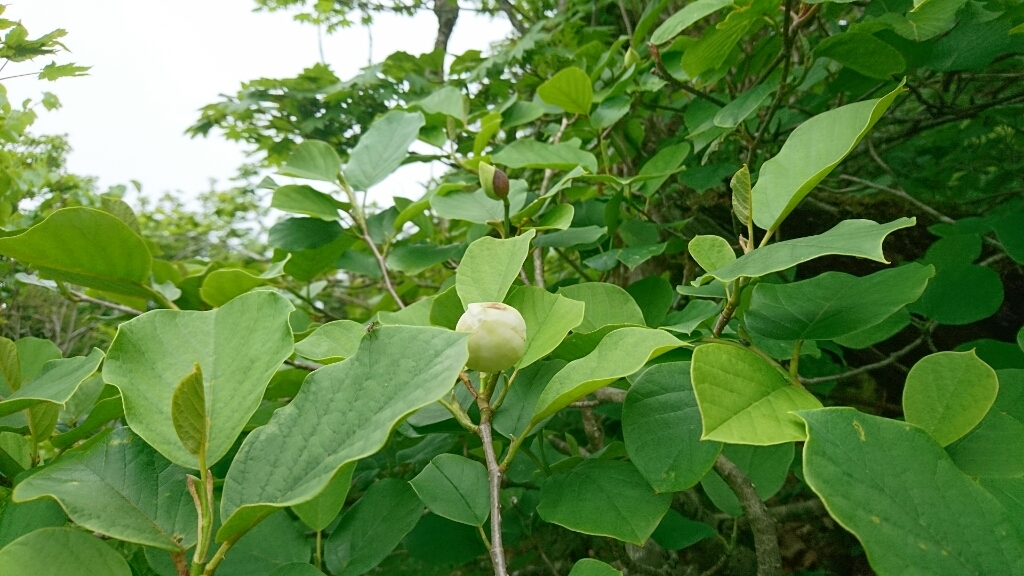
xmin=2 ymin=0 xmax=1024 ymax=575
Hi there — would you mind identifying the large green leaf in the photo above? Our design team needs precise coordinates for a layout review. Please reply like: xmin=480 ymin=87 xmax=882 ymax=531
xmin=650 ymin=0 xmax=734 ymax=44
xmin=12 ymin=428 xmax=196 ymax=551
xmin=293 ymin=320 xmax=365 ymax=363
xmin=455 ymin=230 xmax=535 ymax=307
xmin=799 ymin=408 xmax=1024 ymax=575
xmin=0 ymin=527 xmax=131 ymax=576
xmin=700 ymin=443 xmax=794 ymax=516
xmin=0 ymin=349 xmax=104 ymax=418
xmin=537 ymin=66 xmax=593 ymax=116
xmin=324 ymin=479 xmax=423 ymax=576
xmin=218 ymin=326 xmax=467 ymax=540
xmin=271 ymin=185 xmax=340 ymax=220
xmin=537 ymin=459 xmax=672 ymax=545
xmin=902 ymin=350 xmax=999 ymax=446
xmin=505 ymin=286 xmax=585 ymax=368
xmin=946 ymin=369 xmax=1024 ymax=477
xmin=622 ymin=362 xmax=722 ymax=492
xmin=410 ymin=453 xmax=489 ymax=526
xmin=280 ymin=140 xmax=341 ymax=182
xmin=556 ymin=283 xmax=645 ymax=332
xmin=345 ymin=111 xmax=426 ymax=191
xmin=744 ymin=264 xmax=934 ymax=341
xmin=691 ymin=343 xmax=822 ymax=445
xmin=533 ymin=327 xmax=684 ymax=422
xmin=492 ymin=138 xmax=599 ymax=173
xmin=751 ymin=82 xmax=905 ymax=231
xmin=694 ymin=218 xmax=916 ymax=284
xmin=0 ymin=207 xmax=152 ymax=298
xmin=0 ymin=491 xmax=66 ymax=549
xmin=103 ymin=291 xmax=295 ymax=468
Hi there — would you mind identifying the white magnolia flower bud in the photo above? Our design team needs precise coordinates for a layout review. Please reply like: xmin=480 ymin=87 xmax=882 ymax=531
xmin=455 ymin=302 xmax=527 ymax=373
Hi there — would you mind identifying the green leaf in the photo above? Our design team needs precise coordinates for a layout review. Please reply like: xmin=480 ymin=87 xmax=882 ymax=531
xmin=626 ymin=275 xmax=675 ymax=328
xmin=0 ymin=337 xmax=20 ymax=393
xmin=413 ymin=86 xmax=467 ymax=123
xmin=557 ymin=282 xmax=645 ymax=332
xmin=386 ymin=242 xmax=465 ymax=274
xmin=815 ymin=32 xmax=907 ymax=80
xmin=456 ymin=230 xmax=536 ymax=308
xmin=268 ymin=564 xmax=323 ymax=576
xmin=198 ymin=261 xmax=287 ymax=308
xmin=902 ymin=350 xmax=999 ymax=447
xmin=650 ymin=509 xmax=716 ymax=550
xmin=533 ymin=327 xmax=685 ymax=422
xmin=568 ymin=558 xmax=622 ymax=576
xmin=688 ymin=235 xmax=736 ymax=273
xmin=103 ymin=291 xmax=295 ymax=469
xmin=691 ymin=343 xmax=822 ymax=445
xmin=537 ymin=459 xmax=672 ymax=545
xmin=623 ymin=362 xmax=723 ymax=492
xmin=215 ymin=511 xmax=311 ymax=576
xmin=324 ymin=479 xmax=424 ymax=576
xmin=799 ymin=407 xmax=1024 ymax=575
xmin=294 ymin=320 xmax=365 ymax=363
xmin=345 ymin=111 xmax=426 ymax=191
xmin=410 ymin=454 xmax=489 ymax=526
xmin=910 ymin=263 xmax=1004 ymax=325
xmin=526 ymin=204 xmax=574 ymax=231
xmin=430 ymin=181 xmax=528 ymax=225
xmin=492 ymin=139 xmax=599 ymax=173
xmin=12 ymin=428 xmax=196 ymax=551
xmin=0 ymin=527 xmax=131 ymax=576
xmin=404 ymin=512 xmax=486 ymax=564
xmin=650 ymin=0 xmax=734 ymax=44
xmin=170 ymin=363 xmax=207 ymax=457
xmin=730 ymin=165 xmax=752 ymax=228
xmin=268 ymin=218 xmax=343 ymax=252
xmin=744 ymin=264 xmax=935 ymax=341
xmin=537 ymin=66 xmax=593 ymax=116
xmin=695 ymin=218 xmax=916 ymax=285
xmin=271 ymin=185 xmax=340 ymax=220
xmin=505 ymin=286 xmax=585 ymax=368
xmin=661 ymin=299 xmax=721 ymax=335
xmin=0 ymin=491 xmax=66 ymax=549
xmin=492 ymin=360 xmax=564 ymax=439
xmin=532 ymin=226 xmax=606 ymax=248
xmin=714 ymin=82 xmax=776 ymax=128
xmin=947 ymin=370 xmax=1024 ymax=478
xmin=700 ymin=443 xmax=794 ymax=516
xmin=280 ymin=140 xmax=341 ymax=182
xmin=38 ymin=61 xmax=90 ymax=81
xmin=0 ymin=207 xmax=153 ymax=298
xmin=751 ymin=82 xmax=905 ymax=232
xmin=291 ymin=462 xmax=355 ymax=531
xmin=637 ymin=142 xmax=690 ymax=197
xmin=833 ymin=308 xmax=912 ymax=349
xmin=218 ymin=326 xmax=467 ymax=540
xmin=0 ymin=349 xmax=104 ymax=418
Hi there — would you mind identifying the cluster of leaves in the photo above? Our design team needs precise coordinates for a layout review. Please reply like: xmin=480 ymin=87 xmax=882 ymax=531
xmin=2 ymin=0 xmax=1024 ymax=575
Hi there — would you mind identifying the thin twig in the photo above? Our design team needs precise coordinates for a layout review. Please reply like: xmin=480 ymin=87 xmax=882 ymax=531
xmin=285 ymin=358 xmax=323 ymax=371
xmin=478 ymin=419 xmax=508 ymax=576
xmin=362 ymin=229 xmax=406 ymax=308
xmin=800 ymin=334 xmax=926 ymax=386
xmin=67 ymin=290 xmax=144 ymax=316
xmin=713 ymin=455 xmax=782 ymax=576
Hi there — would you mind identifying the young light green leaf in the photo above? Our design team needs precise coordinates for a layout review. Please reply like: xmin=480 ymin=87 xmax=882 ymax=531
xmin=280 ymin=140 xmax=341 ymax=182
xmin=537 ymin=66 xmax=593 ymax=116
xmin=751 ymin=82 xmax=905 ymax=232
xmin=270 ymin=185 xmax=340 ymax=220
xmin=456 ymin=229 xmax=536 ymax=308
xmin=537 ymin=459 xmax=672 ymax=545
xmin=557 ymin=282 xmax=645 ymax=332
xmin=324 ymin=479 xmax=424 ymax=576
xmin=410 ymin=454 xmax=489 ymax=526
xmin=799 ymin=408 xmax=1024 ymax=575
xmin=291 ymin=462 xmax=355 ymax=531
xmin=568 ymin=558 xmax=622 ymax=576
xmin=0 ymin=207 xmax=152 ymax=298
xmin=198 ymin=262 xmax=288 ymax=308
xmin=294 ymin=320 xmax=365 ymax=363
xmin=533 ymin=327 xmax=685 ymax=422
xmin=170 ymin=363 xmax=207 ymax=458
xmin=688 ymin=235 xmax=736 ymax=273
xmin=492 ymin=139 xmax=599 ymax=173
xmin=345 ymin=111 xmax=426 ymax=191
xmin=903 ymin=350 xmax=999 ymax=446
xmin=0 ymin=349 xmax=104 ymax=418
xmin=694 ymin=218 xmax=916 ymax=285
xmin=691 ymin=343 xmax=822 ymax=445
xmin=218 ymin=326 xmax=467 ymax=541
xmin=12 ymin=428 xmax=197 ymax=551
xmin=650 ymin=0 xmax=734 ymax=44
xmin=623 ymin=362 xmax=723 ymax=492
xmin=103 ymin=291 xmax=295 ymax=469
xmin=504 ymin=286 xmax=584 ymax=368
xmin=0 ymin=527 xmax=131 ymax=576
xmin=745 ymin=264 xmax=935 ymax=341
xmin=730 ymin=164 xmax=752 ymax=227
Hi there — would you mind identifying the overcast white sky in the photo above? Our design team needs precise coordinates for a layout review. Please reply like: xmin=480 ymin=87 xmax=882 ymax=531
xmin=5 ymin=0 xmax=510 ymax=203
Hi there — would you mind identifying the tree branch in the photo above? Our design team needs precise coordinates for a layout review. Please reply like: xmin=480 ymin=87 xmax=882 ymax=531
xmin=497 ymin=0 xmax=528 ymax=34
xmin=66 ymin=289 xmax=144 ymax=316
xmin=713 ymin=455 xmax=782 ymax=576
xmin=800 ymin=334 xmax=926 ymax=386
